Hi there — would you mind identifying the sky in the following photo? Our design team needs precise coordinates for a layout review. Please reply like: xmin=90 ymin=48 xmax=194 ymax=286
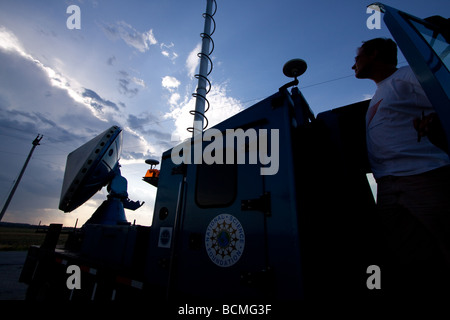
xmin=0 ymin=0 xmax=448 ymax=227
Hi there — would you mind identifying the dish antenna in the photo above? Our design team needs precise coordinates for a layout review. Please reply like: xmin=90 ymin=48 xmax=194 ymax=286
xmin=59 ymin=126 xmax=143 ymax=225
xmin=279 ymin=58 xmax=307 ymax=90
xmin=283 ymin=58 xmax=307 ymax=79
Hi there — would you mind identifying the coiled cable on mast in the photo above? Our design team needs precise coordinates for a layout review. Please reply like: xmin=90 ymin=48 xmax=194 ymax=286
xmin=188 ymin=0 xmax=217 ymax=134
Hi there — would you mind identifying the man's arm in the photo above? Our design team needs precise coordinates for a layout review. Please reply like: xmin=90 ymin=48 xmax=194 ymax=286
xmin=414 ymin=112 xmax=449 ymax=153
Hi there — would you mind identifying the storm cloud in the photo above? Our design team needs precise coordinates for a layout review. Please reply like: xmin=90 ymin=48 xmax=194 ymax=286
xmin=82 ymin=88 xmax=121 ymax=112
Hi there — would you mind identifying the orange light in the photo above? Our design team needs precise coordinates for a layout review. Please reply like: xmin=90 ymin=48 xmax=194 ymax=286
xmin=145 ymin=169 xmax=160 ymax=178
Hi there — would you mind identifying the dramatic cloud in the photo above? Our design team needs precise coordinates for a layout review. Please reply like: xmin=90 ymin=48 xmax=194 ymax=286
xmin=101 ymin=21 xmax=157 ymax=53
xmin=117 ymin=70 xmax=146 ymax=97
xmin=0 ymin=25 xmax=121 ymax=123
xmin=126 ymin=112 xmax=174 ymax=155
xmin=82 ymin=88 xmax=121 ymax=111
xmin=160 ymin=42 xmax=178 ymax=61
xmin=161 ymin=76 xmax=182 ymax=109
xmin=0 ymin=49 xmax=108 ymax=226
xmin=107 ymin=55 xmax=116 ymax=66
xmin=164 ymin=83 xmax=243 ymax=142
xmin=0 ymin=25 xmax=25 ymax=53
xmin=186 ymin=43 xmax=201 ymax=77
xmin=169 ymin=93 xmax=181 ymax=107
xmin=131 ymin=77 xmax=146 ymax=88
xmin=161 ymin=76 xmax=181 ymax=91
xmin=0 ymin=26 xmax=158 ymax=226
xmin=0 ymin=23 xmax=245 ymax=227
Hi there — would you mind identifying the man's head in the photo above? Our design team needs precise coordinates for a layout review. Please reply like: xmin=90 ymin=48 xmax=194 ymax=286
xmin=352 ymin=38 xmax=398 ymax=81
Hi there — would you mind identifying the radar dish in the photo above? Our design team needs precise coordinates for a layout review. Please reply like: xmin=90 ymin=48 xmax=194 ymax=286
xmin=59 ymin=126 xmax=123 ymax=213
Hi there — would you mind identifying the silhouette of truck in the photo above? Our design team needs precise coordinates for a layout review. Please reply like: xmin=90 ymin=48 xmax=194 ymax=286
xmin=19 ymin=3 xmax=450 ymax=302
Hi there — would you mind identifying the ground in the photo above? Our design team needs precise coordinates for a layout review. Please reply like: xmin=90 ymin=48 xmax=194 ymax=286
xmin=0 ymin=225 xmax=68 ymax=300
xmin=0 ymin=251 xmax=28 ymax=300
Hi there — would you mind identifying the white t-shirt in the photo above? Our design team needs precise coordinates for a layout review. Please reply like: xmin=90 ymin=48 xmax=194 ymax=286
xmin=366 ymin=66 xmax=450 ymax=179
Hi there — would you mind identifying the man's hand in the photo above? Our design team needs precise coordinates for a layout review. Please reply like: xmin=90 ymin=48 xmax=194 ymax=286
xmin=413 ymin=112 xmax=448 ymax=153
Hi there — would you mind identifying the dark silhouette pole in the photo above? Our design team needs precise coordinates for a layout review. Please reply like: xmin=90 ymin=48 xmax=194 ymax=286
xmin=0 ymin=134 xmax=43 ymax=222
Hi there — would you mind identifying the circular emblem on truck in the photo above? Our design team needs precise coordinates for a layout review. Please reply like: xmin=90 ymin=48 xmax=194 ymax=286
xmin=205 ymin=214 xmax=245 ymax=267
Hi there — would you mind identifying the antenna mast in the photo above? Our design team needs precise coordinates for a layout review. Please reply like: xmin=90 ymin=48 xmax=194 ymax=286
xmin=189 ymin=0 xmax=217 ymax=136
xmin=0 ymin=134 xmax=43 ymax=222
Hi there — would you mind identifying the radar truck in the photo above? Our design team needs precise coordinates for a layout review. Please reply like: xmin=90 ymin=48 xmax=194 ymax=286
xmin=19 ymin=3 xmax=450 ymax=302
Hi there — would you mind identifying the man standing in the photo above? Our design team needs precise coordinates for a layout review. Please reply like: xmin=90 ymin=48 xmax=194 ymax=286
xmin=352 ymin=38 xmax=450 ymax=295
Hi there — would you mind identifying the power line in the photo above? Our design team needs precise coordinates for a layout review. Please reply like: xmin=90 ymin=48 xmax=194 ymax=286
xmin=300 ymin=74 xmax=355 ymax=89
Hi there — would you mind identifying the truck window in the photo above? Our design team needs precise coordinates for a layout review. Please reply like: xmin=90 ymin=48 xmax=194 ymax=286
xmin=195 ymin=160 xmax=237 ymax=208
xmin=378 ymin=2 xmax=450 ymax=153
xmin=407 ymin=16 xmax=450 ymax=71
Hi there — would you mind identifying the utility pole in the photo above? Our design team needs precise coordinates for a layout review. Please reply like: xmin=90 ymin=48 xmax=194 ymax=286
xmin=0 ymin=134 xmax=43 ymax=222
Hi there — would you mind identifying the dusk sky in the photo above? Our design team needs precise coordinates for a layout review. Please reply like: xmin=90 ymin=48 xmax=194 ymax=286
xmin=0 ymin=0 xmax=448 ymax=227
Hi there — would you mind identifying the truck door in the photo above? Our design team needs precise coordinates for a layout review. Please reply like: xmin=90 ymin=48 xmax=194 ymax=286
xmin=169 ymin=122 xmax=271 ymax=301
xmin=375 ymin=2 xmax=450 ymax=152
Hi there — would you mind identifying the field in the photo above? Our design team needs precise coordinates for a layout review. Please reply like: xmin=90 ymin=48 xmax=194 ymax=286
xmin=0 ymin=226 xmax=68 ymax=251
